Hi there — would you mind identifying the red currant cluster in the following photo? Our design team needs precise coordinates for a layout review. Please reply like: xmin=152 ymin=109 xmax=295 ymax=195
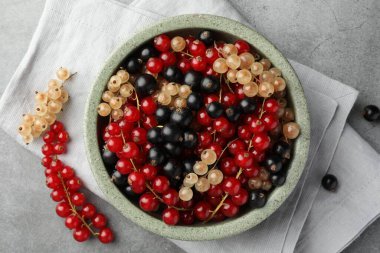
xmin=98 ymin=30 xmax=300 ymax=225
xmin=42 ymin=121 xmax=114 ymax=243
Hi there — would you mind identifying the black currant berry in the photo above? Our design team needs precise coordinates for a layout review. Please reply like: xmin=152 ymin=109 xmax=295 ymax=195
xmin=264 ymin=155 xmax=283 ymax=173
xmin=162 ymin=123 xmax=183 ymax=143
xmin=182 ymin=129 xmax=198 ymax=149
xmin=272 ymin=141 xmax=291 ymax=159
xmin=155 ymin=106 xmax=172 ymax=125
xmin=162 ymin=159 xmax=183 ymax=181
xmin=111 ymin=170 xmax=127 ymax=187
xmin=187 ymin=92 xmax=204 ymax=111
xmin=271 ymin=172 xmax=286 ymax=186
xmin=200 ymin=75 xmax=220 ymax=93
xmin=135 ymin=73 xmax=157 ymax=97
xmin=206 ymin=102 xmax=224 ymax=118
xmin=147 ymin=127 xmax=163 ymax=144
xmin=121 ymin=57 xmax=142 ymax=74
xmin=163 ymin=66 xmax=183 ymax=83
xmin=322 ymin=174 xmax=338 ymax=192
xmin=123 ymin=185 xmax=139 ymax=200
xmin=239 ymin=98 xmax=257 ymax=114
xmin=139 ymin=45 xmax=158 ymax=61
xmin=363 ymin=105 xmax=380 ymax=121
xmin=148 ymin=147 xmax=167 ymax=166
xmin=101 ymin=148 xmax=118 ymax=167
xmin=182 ymin=157 xmax=197 ymax=175
xmin=170 ymin=108 xmax=193 ymax=128
xmin=198 ymin=30 xmax=214 ymax=46
xmin=225 ymin=105 xmax=242 ymax=122
xmin=164 ymin=142 xmax=183 ymax=157
xmin=248 ymin=190 xmax=267 ymax=209
xmin=183 ymin=70 xmax=202 ymax=90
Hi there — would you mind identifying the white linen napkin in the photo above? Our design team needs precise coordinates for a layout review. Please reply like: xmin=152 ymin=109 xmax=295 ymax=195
xmin=0 ymin=0 xmax=378 ymax=252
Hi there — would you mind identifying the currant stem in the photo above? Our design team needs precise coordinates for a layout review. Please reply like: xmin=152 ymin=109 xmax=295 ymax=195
xmin=259 ymin=98 xmax=267 ymax=119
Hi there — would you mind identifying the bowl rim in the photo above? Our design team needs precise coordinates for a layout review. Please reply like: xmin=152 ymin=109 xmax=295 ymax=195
xmin=84 ymin=14 xmax=310 ymax=241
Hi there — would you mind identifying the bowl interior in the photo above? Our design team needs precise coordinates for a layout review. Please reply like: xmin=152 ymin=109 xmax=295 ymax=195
xmin=84 ymin=14 xmax=310 ymax=241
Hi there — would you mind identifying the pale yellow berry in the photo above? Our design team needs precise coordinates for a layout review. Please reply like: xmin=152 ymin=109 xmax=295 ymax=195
xmin=165 ymin=83 xmax=179 ymax=96
xmin=111 ymin=109 xmax=123 ymax=121
xmin=193 ymin=161 xmax=208 ymax=175
xmin=18 ymin=123 xmax=32 ymax=135
xmin=262 ymin=180 xmax=272 ymax=191
xmin=248 ymin=178 xmax=262 ymax=190
xmin=269 ymin=67 xmax=282 ymax=77
xmin=283 ymin=108 xmax=295 ymax=122
xmin=44 ymin=112 xmax=56 ymax=125
xmin=120 ymin=83 xmax=134 ymax=98
xmin=227 ymin=69 xmax=238 ymax=83
xmin=243 ymin=82 xmax=259 ymax=97
xmin=258 ymin=82 xmax=274 ymax=97
xmin=102 ymin=90 xmax=114 ymax=103
xmin=239 ymin=52 xmax=255 ymax=69
xmin=222 ymin=44 xmax=238 ymax=57
xmin=109 ymin=96 xmax=123 ymax=109
xmin=47 ymin=100 xmax=62 ymax=113
xmin=260 ymin=59 xmax=271 ymax=71
xmin=226 ymin=54 xmax=241 ymax=70
xmin=207 ymin=169 xmax=224 ymax=185
xmin=22 ymin=114 xmax=35 ymax=126
xmin=174 ymin=97 xmax=187 ymax=108
xmin=35 ymin=103 xmax=48 ymax=116
xmin=195 ymin=177 xmax=210 ymax=192
xmin=31 ymin=125 xmax=42 ymax=138
xmin=34 ymin=117 xmax=48 ymax=131
xmin=260 ymin=71 xmax=275 ymax=83
xmin=58 ymin=88 xmax=69 ymax=103
xmin=200 ymin=149 xmax=217 ymax=165
xmin=116 ymin=69 xmax=129 ymax=82
xmin=97 ymin=103 xmax=111 ymax=117
xmin=22 ymin=134 xmax=33 ymax=144
xmin=178 ymin=85 xmax=192 ymax=98
xmin=259 ymin=169 xmax=270 ymax=181
xmin=157 ymin=92 xmax=171 ymax=105
xmin=183 ymin=173 xmax=198 ymax=187
xmin=278 ymin=98 xmax=287 ymax=108
xmin=251 ymin=62 xmax=264 ymax=76
xmin=48 ymin=79 xmax=62 ymax=89
xmin=35 ymin=92 xmax=48 ymax=104
xmin=273 ymin=77 xmax=286 ymax=91
xmin=283 ymin=122 xmax=300 ymax=139
xmin=179 ymin=187 xmax=193 ymax=201
xmin=48 ymin=87 xmax=62 ymax=100
xmin=213 ymin=58 xmax=228 ymax=74
xmin=171 ymin=36 xmax=186 ymax=52
xmin=56 ymin=67 xmax=70 ymax=80
xmin=236 ymin=69 xmax=252 ymax=84
xmin=108 ymin=75 xmax=122 ymax=92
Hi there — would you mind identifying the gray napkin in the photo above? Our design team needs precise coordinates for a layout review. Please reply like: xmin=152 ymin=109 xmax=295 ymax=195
xmin=0 ymin=0 xmax=378 ymax=252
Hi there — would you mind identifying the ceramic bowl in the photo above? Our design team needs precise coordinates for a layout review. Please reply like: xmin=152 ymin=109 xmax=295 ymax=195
xmin=84 ymin=14 xmax=310 ymax=241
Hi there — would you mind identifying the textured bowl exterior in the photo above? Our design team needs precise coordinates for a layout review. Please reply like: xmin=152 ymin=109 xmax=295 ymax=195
xmin=84 ymin=14 xmax=310 ymax=241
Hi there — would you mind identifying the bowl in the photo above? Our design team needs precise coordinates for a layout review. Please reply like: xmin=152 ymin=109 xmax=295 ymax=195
xmin=84 ymin=14 xmax=310 ymax=241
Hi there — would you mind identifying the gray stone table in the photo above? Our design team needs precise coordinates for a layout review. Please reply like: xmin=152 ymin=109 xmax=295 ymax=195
xmin=0 ymin=0 xmax=379 ymax=252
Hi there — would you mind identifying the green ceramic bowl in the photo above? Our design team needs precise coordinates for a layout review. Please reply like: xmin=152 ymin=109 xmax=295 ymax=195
xmin=84 ymin=14 xmax=310 ymax=241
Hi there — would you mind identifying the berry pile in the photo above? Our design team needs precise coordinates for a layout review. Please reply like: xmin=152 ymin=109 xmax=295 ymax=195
xmin=98 ymin=31 xmax=300 ymax=225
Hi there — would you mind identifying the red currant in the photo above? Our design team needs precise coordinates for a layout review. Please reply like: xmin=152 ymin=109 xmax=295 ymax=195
xmin=50 ymin=188 xmax=65 ymax=202
xmin=142 ymin=114 xmax=158 ymax=129
xmin=41 ymin=143 xmax=54 ymax=156
xmin=222 ymin=92 xmax=237 ymax=107
xmin=197 ymin=108 xmax=212 ymax=126
xmin=107 ymin=123 xmax=121 ymax=136
xmin=146 ymin=57 xmax=164 ymax=74
xmin=50 ymin=159 xmax=63 ymax=172
xmin=228 ymin=139 xmax=246 ymax=155
xmin=119 ymin=142 xmax=140 ymax=159
xmin=162 ymin=189 xmax=179 ymax=206
xmin=208 ymin=143 xmax=223 ymax=157
xmin=41 ymin=156 xmax=53 ymax=168
xmin=66 ymin=177 xmax=81 ymax=191
xmin=160 ymin=52 xmax=176 ymax=66
xmin=82 ymin=203 xmax=96 ymax=218
xmin=262 ymin=113 xmax=279 ymax=131
xmin=119 ymin=118 xmax=134 ymax=133
xmin=98 ymin=228 xmax=114 ymax=244
xmin=264 ymin=98 xmax=280 ymax=113
xmin=243 ymin=165 xmax=260 ymax=178
xmin=237 ymin=125 xmax=252 ymax=140
xmin=231 ymin=188 xmax=248 ymax=206
xmin=185 ymin=35 xmax=195 ymax=46
xmin=220 ymin=157 xmax=239 ymax=176
xmin=191 ymin=56 xmax=207 ymax=72
xmin=139 ymin=192 xmax=160 ymax=212
xmin=73 ymin=227 xmax=90 ymax=242
xmin=252 ymin=133 xmax=271 ymax=151
xmin=124 ymin=105 xmax=140 ymax=123
xmin=194 ymin=201 xmax=211 ymax=221
xmin=92 ymin=213 xmax=107 ymax=229
xmin=141 ymin=97 xmax=157 ymax=115
xmin=234 ymin=150 xmax=254 ymax=168
xmin=251 ymin=148 xmax=265 ymax=162
xmin=106 ymin=137 xmax=123 ymax=153
xmin=221 ymin=198 xmax=239 ymax=217
xmin=198 ymin=132 xmax=212 ymax=147
xmin=213 ymin=117 xmax=229 ymax=132
xmin=189 ymin=40 xmax=206 ymax=56
xmin=154 ymin=34 xmax=171 ymax=52
xmin=222 ymin=177 xmax=241 ymax=196
xmin=207 ymin=184 xmax=223 ymax=197
xmin=128 ymin=171 xmax=145 ymax=188
xmin=131 ymin=127 xmax=147 ymax=144
xmin=51 ymin=121 xmax=64 ymax=133
xmin=204 ymin=48 xmax=219 ymax=64
xmin=152 ymin=176 xmax=170 ymax=194
xmin=61 ymin=166 xmax=75 ymax=179
xmin=249 ymin=116 xmax=265 ymax=134
xmin=46 ymin=174 xmax=61 ymax=189
xmin=204 ymin=94 xmax=219 ymax=105
xmin=234 ymin=40 xmax=250 ymax=54
xmin=43 ymin=130 xmax=55 ymax=143
xmin=162 ymin=208 xmax=179 ymax=225
xmin=53 ymin=143 xmax=66 ymax=155
xmin=180 ymin=211 xmax=195 ymax=225
xmin=177 ymin=58 xmax=192 ymax=73
xmin=57 ymin=130 xmax=69 ymax=143
xmin=141 ymin=164 xmax=158 ymax=180
xmin=71 ymin=192 xmax=86 ymax=206
xmin=56 ymin=202 xmax=71 ymax=217
xmin=65 ymin=214 xmax=81 ymax=230
xmin=116 ymin=159 xmax=133 ymax=175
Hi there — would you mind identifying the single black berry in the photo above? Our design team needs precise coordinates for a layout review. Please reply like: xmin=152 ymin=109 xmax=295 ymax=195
xmin=225 ymin=105 xmax=242 ymax=122
xmin=248 ymin=190 xmax=267 ymax=209
xmin=162 ymin=123 xmax=183 ymax=143
xmin=363 ymin=105 xmax=380 ymax=121
xmin=200 ymin=75 xmax=220 ymax=93
xmin=162 ymin=159 xmax=183 ymax=181
xmin=111 ymin=170 xmax=127 ymax=187
xmin=123 ymin=185 xmax=139 ymax=200
xmin=139 ymin=45 xmax=158 ymax=61
xmin=155 ymin=106 xmax=172 ymax=125
xmin=182 ymin=157 xmax=197 ymax=175
xmin=164 ymin=142 xmax=183 ymax=156
xmin=183 ymin=70 xmax=202 ymax=90
xmin=206 ymin=102 xmax=224 ymax=118
xmin=271 ymin=172 xmax=286 ymax=186
xmin=264 ymin=155 xmax=283 ymax=173
xmin=170 ymin=108 xmax=193 ymax=127
xmin=135 ymin=74 xmax=157 ymax=97
xmin=163 ymin=66 xmax=183 ymax=83
xmin=182 ymin=129 xmax=198 ymax=148
xmin=322 ymin=174 xmax=338 ymax=192
xmin=272 ymin=141 xmax=291 ymax=159
xmin=148 ymin=147 xmax=166 ymax=166
xmin=121 ymin=56 xmax=142 ymax=74
xmin=147 ymin=127 xmax=163 ymax=144
xmin=187 ymin=92 xmax=204 ymax=111
xmin=198 ymin=30 xmax=214 ymax=46
xmin=101 ymin=148 xmax=118 ymax=168
xmin=239 ymin=98 xmax=257 ymax=114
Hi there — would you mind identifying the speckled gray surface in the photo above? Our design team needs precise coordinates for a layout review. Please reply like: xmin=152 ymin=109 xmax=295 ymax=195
xmin=0 ymin=0 xmax=379 ymax=252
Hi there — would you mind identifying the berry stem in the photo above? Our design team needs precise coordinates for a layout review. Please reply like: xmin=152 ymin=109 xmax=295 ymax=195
xmin=259 ymin=98 xmax=267 ymax=119
xmin=179 ymin=51 xmax=194 ymax=58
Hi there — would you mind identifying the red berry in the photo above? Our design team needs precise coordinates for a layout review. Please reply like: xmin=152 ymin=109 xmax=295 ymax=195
xmin=142 ymin=114 xmax=158 ymax=129
xmin=154 ymin=34 xmax=171 ymax=52
xmin=46 ymin=174 xmax=61 ymax=189
xmin=162 ymin=189 xmax=179 ymax=206
xmin=262 ymin=113 xmax=279 ymax=131
xmin=152 ymin=176 xmax=170 ymax=194
xmin=103 ymin=131 xmax=111 ymax=142
xmin=214 ymin=135 xmax=227 ymax=147
xmin=204 ymin=94 xmax=219 ymax=105
xmin=220 ymin=127 xmax=236 ymax=139
xmin=264 ymin=98 xmax=280 ymax=113
xmin=204 ymin=65 xmax=219 ymax=77
xmin=41 ymin=143 xmax=54 ymax=156
xmin=141 ymin=164 xmax=158 ymax=180
xmin=82 ymin=203 xmax=96 ymax=218
xmin=222 ymin=177 xmax=241 ymax=196
xmin=189 ymin=40 xmax=206 ymax=56
xmin=57 ymin=130 xmax=69 ymax=143
xmin=43 ymin=130 xmax=55 ymax=143
xmin=116 ymin=159 xmax=133 ymax=175
xmin=221 ymin=199 xmax=239 ymax=217
xmin=131 ymin=127 xmax=147 ymax=144
xmin=222 ymin=92 xmax=237 ymax=107
xmin=56 ymin=202 xmax=71 ymax=217
xmin=243 ymin=165 xmax=260 ymax=178
xmin=160 ymin=52 xmax=176 ymax=66
xmin=231 ymin=188 xmax=248 ymax=206
xmin=141 ymin=97 xmax=157 ymax=115
xmin=51 ymin=121 xmax=64 ymax=133
xmin=212 ymin=212 xmax=226 ymax=222
xmin=53 ymin=143 xmax=66 ymax=155
xmin=119 ymin=119 xmax=134 ymax=133
xmin=128 ymin=171 xmax=145 ymax=188
xmin=197 ymin=108 xmax=212 ymax=126
xmin=66 ymin=177 xmax=81 ymax=191
xmin=209 ymin=143 xmax=223 ymax=157
xmin=185 ymin=35 xmax=195 ymax=46
xmin=177 ymin=58 xmax=192 ymax=73
xmin=65 ymin=214 xmax=81 ymax=230
xmin=41 ymin=156 xmax=53 ymax=168
xmin=234 ymin=40 xmax=250 ymax=54
xmin=71 ymin=192 xmax=86 ymax=206
xmin=207 ymin=195 xmax=222 ymax=207
xmin=73 ymin=227 xmax=90 ymax=242
xmin=228 ymin=139 xmax=246 ymax=155
xmin=106 ymin=137 xmax=123 ymax=153
xmin=205 ymin=48 xmax=219 ymax=64
xmin=191 ymin=56 xmax=207 ymax=71
xmin=98 ymin=228 xmax=114 ymax=244
xmin=235 ymin=150 xmax=254 ymax=168
xmin=213 ymin=117 xmax=229 ymax=132
xmin=50 ymin=189 xmax=65 ymax=202
xmin=180 ymin=199 xmax=195 ymax=209
xmin=252 ymin=133 xmax=271 ymax=151
xmin=124 ymin=105 xmax=140 ymax=123
xmin=146 ymin=57 xmax=164 ymax=74
xmin=249 ymin=116 xmax=265 ymax=134
xmin=180 ymin=211 xmax=195 ymax=225
xmin=139 ymin=192 xmax=160 ymax=212
xmin=61 ymin=166 xmax=75 ymax=179
xmin=107 ymin=123 xmax=121 ymax=136
xmin=220 ymin=157 xmax=239 ymax=176
xmin=234 ymin=85 xmax=245 ymax=100
xmin=251 ymin=149 xmax=265 ymax=162
xmin=162 ymin=208 xmax=179 ymax=225
xmin=194 ymin=201 xmax=211 ymax=221
xmin=208 ymin=184 xmax=224 ymax=197
xmin=237 ymin=125 xmax=252 ymax=140
xmin=119 ymin=142 xmax=140 ymax=159
xmin=92 ymin=213 xmax=107 ymax=229
xmin=198 ymin=132 xmax=212 ymax=147
xmin=44 ymin=168 xmax=55 ymax=177
xmin=131 ymin=184 xmax=146 ymax=194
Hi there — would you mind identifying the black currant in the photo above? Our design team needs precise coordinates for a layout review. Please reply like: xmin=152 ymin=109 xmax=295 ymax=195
xmin=363 ymin=105 xmax=380 ymax=121
xmin=239 ymin=98 xmax=257 ymax=114
xmin=272 ymin=141 xmax=291 ymax=159
xmin=198 ymin=30 xmax=214 ymax=46
xmin=164 ymin=142 xmax=183 ymax=156
xmin=206 ymin=102 xmax=224 ymax=118
xmin=148 ymin=147 xmax=166 ymax=166
xmin=200 ymin=75 xmax=220 ymax=93
xmin=183 ymin=70 xmax=202 ymax=90
xmin=264 ymin=155 xmax=283 ymax=173
xmin=225 ymin=105 xmax=242 ymax=122
xmin=139 ymin=45 xmax=158 ymax=61
xmin=111 ymin=170 xmax=127 ymax=187
xmin=163 ymin=66 xmax=183 ymax=83
xmin=121 ymin=56 xmax=142 ymax=74
xmin=123 ymin=185 xmax=139 ymax=200
xmin=147 ymin=127 xmax=163 ymax=144
xmin=162 ymin=123 xmax=183 ymax=143
xmin=322 ymin=174 xmax=338 ymax=192
xmin=271 ymin=172 xmax=286 ymax=186
xmin=187 ymin=92 xmax=204 ymax=111
xmin=155 ymin=106 xmax=172 ymax=125
xmin=182 ymin=157 xmax=197 ymax=175
xmin=170 ymin=108 xmax=193 ymax=128
xmin=182 ymin=129 xmax=198 ymax=149
xmin=248 ymin=190 xmax=267 ymax=209
xmin=162 ymin=159 xmax=183 ymax=181
xmin=135 ymin=73 xmax=157 ymax=97
xmin=101 ymin=148 xmax=118 ymax=168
